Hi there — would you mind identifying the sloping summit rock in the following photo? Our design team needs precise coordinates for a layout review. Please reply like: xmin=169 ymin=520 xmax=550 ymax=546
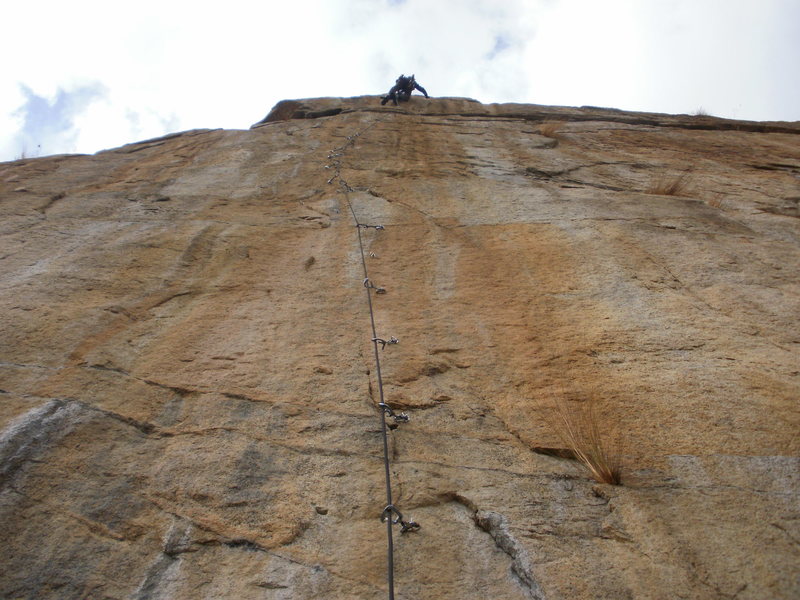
xmin=1 ymin=96 xmax=798 ymax=599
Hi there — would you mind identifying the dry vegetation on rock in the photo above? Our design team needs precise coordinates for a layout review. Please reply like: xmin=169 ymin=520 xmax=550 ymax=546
xmin=537 ymin=120 xmax=566 ymax=139
xmin=552 ymin=397 xmax=622 ymax=485
xmin=646 ymin=170 xmax=693 ymax=196
xmin=536 ymin=395 xmax=622 ymax=486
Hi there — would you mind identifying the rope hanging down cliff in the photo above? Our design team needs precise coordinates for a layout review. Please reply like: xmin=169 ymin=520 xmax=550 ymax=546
xmin=325 ymin=121 xmax=420 ymax=600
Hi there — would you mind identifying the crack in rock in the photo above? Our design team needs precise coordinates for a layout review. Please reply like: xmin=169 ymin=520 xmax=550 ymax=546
xmin=134 ymin=517 xmax=275 ymax=600
xmin=474 ymin=510 xmax=546 ymax=600
xmin=132 ymin=552 xmax=180 ymax=600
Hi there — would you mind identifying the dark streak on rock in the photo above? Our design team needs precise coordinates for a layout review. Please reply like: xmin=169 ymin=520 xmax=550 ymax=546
xmin=37 ymin=192 xmax=66 ymax=214
xmin=532 ymin=446 xmax=579 ymax=460
xmin=150 ymin=290 xmax=193 ymax=309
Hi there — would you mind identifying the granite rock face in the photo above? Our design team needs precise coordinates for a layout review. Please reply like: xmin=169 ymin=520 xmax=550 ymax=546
xmin=1 ymin=96 xmax=798 ymax=599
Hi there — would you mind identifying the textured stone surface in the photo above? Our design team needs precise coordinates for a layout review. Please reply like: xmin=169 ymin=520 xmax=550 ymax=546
xmin=1 ymin=96 xmax=798 ymax=599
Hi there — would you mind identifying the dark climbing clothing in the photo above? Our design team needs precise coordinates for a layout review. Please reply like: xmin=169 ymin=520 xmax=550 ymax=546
xmin=380 ymin=75 xmax=429 ymax=106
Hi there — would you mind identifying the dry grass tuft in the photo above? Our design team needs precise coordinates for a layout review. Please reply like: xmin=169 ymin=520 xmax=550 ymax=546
xmin=707 ymin=194 xmax=726 ymax=209
xmin=544 ymin=396 xmax=622 ymax=485
xmin=647 ymin=171 xmax=693 ymax=197
xmin=538 ymin=121 xmax=566 ymax=139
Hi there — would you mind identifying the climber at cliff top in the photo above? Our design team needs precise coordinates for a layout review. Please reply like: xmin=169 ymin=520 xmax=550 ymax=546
xmin=380 ymin=74 xmax=429 ymax=106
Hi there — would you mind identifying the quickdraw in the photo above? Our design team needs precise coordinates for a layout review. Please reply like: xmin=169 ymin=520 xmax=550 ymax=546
xmin=381 ymin=504 xmax=421 ymax=534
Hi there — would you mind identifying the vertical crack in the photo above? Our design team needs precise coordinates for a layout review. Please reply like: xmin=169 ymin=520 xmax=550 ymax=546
xmin=131 ymin=518 xmax=194 ymax=600
xmin=474 ymin=510 xmax=547 ymax=600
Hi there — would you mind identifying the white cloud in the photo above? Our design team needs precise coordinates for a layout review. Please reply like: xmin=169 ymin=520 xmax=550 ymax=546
xmin=522 ymin=0 xmax=645 ymax=109
xmin=1 ymin=0 xmax=798 ymax=161
xmin=9 ymin=83 xmax=107 ymax=158
xmin=630 ymin=0 xmax=800 ymax=120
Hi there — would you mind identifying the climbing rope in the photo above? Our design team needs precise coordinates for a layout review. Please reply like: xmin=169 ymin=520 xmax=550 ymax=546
xmin=325 ymin=120 xmax=419 ymax=600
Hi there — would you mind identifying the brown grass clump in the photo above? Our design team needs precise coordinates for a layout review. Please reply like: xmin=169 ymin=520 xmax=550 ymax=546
xmin=647 ymin=170 xmax=693 ymax=197
xmin=546 ymin=396 xmax=622 ymax=485
xmin=538 ymin=121 xmax=566 ymax=139
xmin=707 ymin=193 xmax=726 ymax=209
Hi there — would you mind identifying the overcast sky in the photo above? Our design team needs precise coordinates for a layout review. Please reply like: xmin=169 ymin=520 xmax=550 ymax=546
xmin=2 ymin=0 xmax=798 ymax=161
